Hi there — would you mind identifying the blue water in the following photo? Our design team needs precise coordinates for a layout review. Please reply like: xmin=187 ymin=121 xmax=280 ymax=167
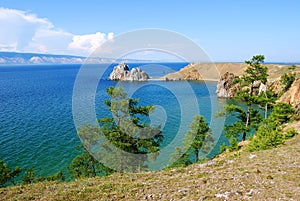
xmin=0 ymin=63 xmax=229 ymax=178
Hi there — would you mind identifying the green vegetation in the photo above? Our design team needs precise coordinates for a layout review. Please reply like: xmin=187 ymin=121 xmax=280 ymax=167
xmin=218 ymin=55 xmax=298 ymax=153
xmin=247 ymin=103 xmax=295 ymax=152
xmin=281 ymin=72 xmax=296 ymax=92
xmin=98 ymin=86 xmax=163 ymax=172
xmin=288 ymin=64 xmax=297 ymax=70
xmin=0 ymin=159 xmax=21 ymax=187
xmin=233 ymin=55 xmax=268 ymax=141
xmin=182 ymin=114 xmax=213 ymax=163
xmin=169 ymin=114 xmax=213 ymax=168
xmin=1 ymin=134 xmax=299 ymax=200
xmin=216 ymin=104 xmax=262 ymax=148
xmin=74 ymin=86 xmax=163 ymax=174
xmin=21 ymin=167 xmax=64 ymax=185
xmin=1 ymin=56 xmax=299 ymax=201
xmin=67 ymin=145 xmax=114 ymax=179
xmin=0 ymin=159 xmax=64 ymax=187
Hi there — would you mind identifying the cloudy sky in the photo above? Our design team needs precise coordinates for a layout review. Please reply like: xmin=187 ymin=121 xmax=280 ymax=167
xmin=0 ymin=0 xmax=299 ymax=62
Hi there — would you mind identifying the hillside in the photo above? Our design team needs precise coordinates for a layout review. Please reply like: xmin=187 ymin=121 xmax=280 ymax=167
xmin=0 ymin=52 xmax=154 ymax=64
xmin=162 ymin=62 xmax=300 ymax=81
xmin=1 ymin=134 xmax=299 ymax=200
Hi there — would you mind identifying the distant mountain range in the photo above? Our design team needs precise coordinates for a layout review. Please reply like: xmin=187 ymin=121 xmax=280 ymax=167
xmin=0 ymin=52 xmax=153 ymax=64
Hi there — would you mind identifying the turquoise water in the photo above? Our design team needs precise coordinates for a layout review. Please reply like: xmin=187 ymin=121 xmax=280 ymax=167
xmin=0 ymin=63 xmax=230 ymax=178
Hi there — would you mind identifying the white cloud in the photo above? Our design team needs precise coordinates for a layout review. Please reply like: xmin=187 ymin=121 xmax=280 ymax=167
xmin=0 ymin=7 xmax=114 ymax=56
xmin=68 ymin=32 xmax=114 ymax=55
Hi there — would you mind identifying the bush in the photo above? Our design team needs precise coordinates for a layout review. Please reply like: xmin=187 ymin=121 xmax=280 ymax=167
xmin=228 ymin=137 xmax=239 ymax=152
xmin=246 ymin=102 xmax=297 ymax=152
xmin=281 ymin=73 xmax=296 ymax=92
xmin=284 ymin=128 xmax=298 ymax=139
xmin=0 ymin=159 xmax=21 ymax=187
xmin=219 ymin=144 xmax=227 ymax=154
xmin=246 ymin=123 xmax=284 ymax=152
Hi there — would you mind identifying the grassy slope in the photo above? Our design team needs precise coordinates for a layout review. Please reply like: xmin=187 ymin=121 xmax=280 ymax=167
xmin=1 ymin=135 xmax=299 ymax=200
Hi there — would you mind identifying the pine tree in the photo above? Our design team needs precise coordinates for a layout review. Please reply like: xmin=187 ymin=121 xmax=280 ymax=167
xmin=235 ymin=55 xmax=268 ymax=141
xmin=168 ymin=114 xmax=213 ymax=167
xmin=67 ymin=145 xmax=113 ymax=179
xmin=75 ymin=87 xmax=163 ymax=173
xmin=216 ymin=104 xmax=262 ymax=145
xmin=182 ymin=115 xmax=213 ymax=162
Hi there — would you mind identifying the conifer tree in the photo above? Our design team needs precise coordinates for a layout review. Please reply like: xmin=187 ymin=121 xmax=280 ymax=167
xmin=235 ymin=55 xmax=268 ymax=141
xmin=182 ymin=115 xmax=213 ymax=162
xmin=74 ymin=87 xmax=163 ymax=173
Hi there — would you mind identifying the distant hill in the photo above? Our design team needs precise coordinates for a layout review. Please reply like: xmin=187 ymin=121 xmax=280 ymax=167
xmin=0 ymin=52 xmax=154 ymax=65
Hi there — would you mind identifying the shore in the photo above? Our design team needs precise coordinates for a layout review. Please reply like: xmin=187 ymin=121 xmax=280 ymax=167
xmin=148 ymin=77 xmax=219 ymax=82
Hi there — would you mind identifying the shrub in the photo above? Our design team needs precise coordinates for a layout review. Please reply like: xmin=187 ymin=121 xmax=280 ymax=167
xmin=228 ymin=137 xmax=239 ymax=152
xmin=284 ymin=128 xmax=298 ymax=139
xmin=281 ymin=73 xmax=296 ymax=92
xmin=219 ymin=144 xmax=227 ymax=154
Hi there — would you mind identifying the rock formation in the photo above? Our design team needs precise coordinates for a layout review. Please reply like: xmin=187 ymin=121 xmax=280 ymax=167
xmin=278 ymin=78 xmax=300 ymax=109
xmin=216 ymin=72 xmax=239 ymax=98
xmin=108 ymin=63 xmax=149 ymax=81
xmin=269 ymin=78 xmax=285 ymax=97
xmin=216 ymin=72 xmax=268 ymax=98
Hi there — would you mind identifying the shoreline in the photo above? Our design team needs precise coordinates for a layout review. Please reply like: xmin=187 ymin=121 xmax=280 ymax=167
xmin=148 ymin=77 xmax=219 ymax=82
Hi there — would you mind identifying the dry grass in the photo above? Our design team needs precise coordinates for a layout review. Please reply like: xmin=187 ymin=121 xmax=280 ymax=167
xmin=1 ymin=134 xmax=299 ymax=200
xmin=162 ymin=63 xmax=300 ymax=81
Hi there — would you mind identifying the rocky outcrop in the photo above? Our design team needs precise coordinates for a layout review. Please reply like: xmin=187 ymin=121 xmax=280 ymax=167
xmin=216 ymin=72 xmax=268 ymax=98
xmin=278 ymin=78 xmax=300 ymax=109
xmin=108 ymin=63 xmax=149 ymax=81
xmin=252 ymin=81 xmax=267 ymax=95
xmin=269 ymin=78 xmax=285 ymax=97
xmin=216 ymin=72 xmax=239 ymax=98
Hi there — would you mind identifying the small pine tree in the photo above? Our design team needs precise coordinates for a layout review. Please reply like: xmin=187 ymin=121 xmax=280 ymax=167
xmin=68 ymin=145 xmax=113 ymax=179
xmin=247 ymin=103 xmax=295 ymax=152
xmin=182 ymin=115 xmax=214 ymax=163
xmin=168 ymin=115 xmax=213 ymax=167
xmin=168 ymin=147 xmax=192 ymax=168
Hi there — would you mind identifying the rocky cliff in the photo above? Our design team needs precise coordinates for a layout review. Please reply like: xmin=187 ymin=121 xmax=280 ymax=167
xmin=278 ymin=78 xmax=300 ymax=110
xmin=216 ymin=72 xmax=239 ymax=98
xmin=216 ymin=71 xmax=300 ymax=111
xmin=108 ymin=63 xmax=149 ymax=81
xmin=216 ymin=72 xmax=268 ymax=98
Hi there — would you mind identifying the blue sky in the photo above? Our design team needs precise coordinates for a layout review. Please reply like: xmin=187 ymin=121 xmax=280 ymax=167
xmin=0 ymin=0 xmax=299 ymax=62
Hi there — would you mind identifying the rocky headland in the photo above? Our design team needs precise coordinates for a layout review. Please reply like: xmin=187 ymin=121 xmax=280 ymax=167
xmin=214 ymin=65 xmax=300 ymax=110
xmin=108 ymin=63 xmax=149 ymax=81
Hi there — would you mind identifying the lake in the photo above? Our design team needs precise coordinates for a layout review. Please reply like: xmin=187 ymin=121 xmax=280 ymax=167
xmin=0 ymin=63 xmax=230 ymax=178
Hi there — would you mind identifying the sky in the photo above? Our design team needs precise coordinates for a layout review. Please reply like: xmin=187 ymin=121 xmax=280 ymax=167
xmin=0 ymin=0 xmax=299 ymax=62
